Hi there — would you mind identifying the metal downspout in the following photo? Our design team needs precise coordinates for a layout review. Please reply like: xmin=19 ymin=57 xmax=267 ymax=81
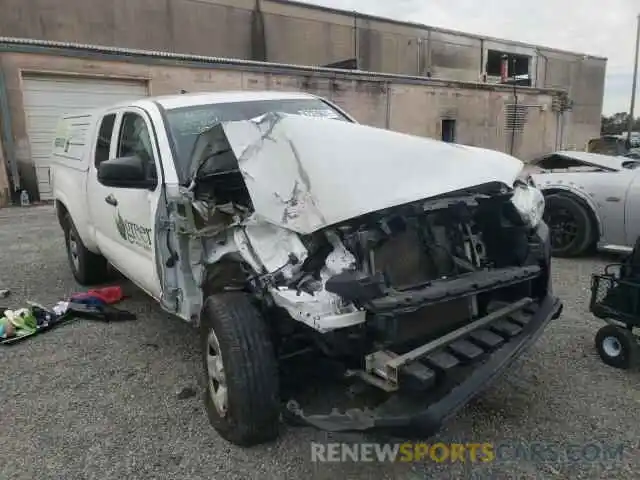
xmin=509 ymin=59 xmax=518 ymax=156
xmin=479 ymin=39 xmax=485 ymax=80
xmin=385 ymin=81 xmax=391 ymax=129
xmin=250 ymin=0 xmax=267 ymax=62
xmin=353 ymin=10 xmax=359 ymax=70
xmin=0 ymin=60 xmax=18 ymax=199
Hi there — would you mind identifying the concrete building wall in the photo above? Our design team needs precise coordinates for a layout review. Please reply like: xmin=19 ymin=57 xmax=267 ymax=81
xmin=0 ymin=0 xmax=606 ymax=127
xmin=0 ymin=0 xmax=607 ymax=204
xmin=0 ymin=47 xmax=561 ymax=205
xmin=429 ymin=32 xmax=483 ymax=82
xmin=534 ymin=50 xmax=606 ymax=150
xmin=1 ymin=0 xmax=256 ymax=59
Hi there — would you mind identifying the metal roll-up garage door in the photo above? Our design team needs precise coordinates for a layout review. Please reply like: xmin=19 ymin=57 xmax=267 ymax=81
xmin=21 ymin=75 xmax=148 ymax=200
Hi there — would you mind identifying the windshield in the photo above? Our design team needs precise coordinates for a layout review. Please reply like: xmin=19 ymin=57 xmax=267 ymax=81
xmin=164 ymin=98 xmax=351 ymax=181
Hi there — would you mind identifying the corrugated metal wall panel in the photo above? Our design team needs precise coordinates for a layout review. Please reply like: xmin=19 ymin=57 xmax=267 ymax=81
xmin=21 ymin=75 xmax=147 ymax=199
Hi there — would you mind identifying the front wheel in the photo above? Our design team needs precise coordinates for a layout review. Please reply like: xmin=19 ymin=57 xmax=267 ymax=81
xmin=200 ymin=293 xmax=280 ymax=446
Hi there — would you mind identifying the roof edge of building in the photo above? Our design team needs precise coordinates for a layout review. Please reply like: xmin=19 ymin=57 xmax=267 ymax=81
xmin=274 ymin=0 xmax=608 ymax=61
xmin=0 ymin=37 xmax=565 ymax=96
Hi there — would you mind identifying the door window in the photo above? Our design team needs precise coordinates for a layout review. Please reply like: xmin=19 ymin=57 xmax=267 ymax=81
xmin=116 ymin=112 xmax=157 ymax=181
xmin=94 ymin=113 xmax=116 ymax=167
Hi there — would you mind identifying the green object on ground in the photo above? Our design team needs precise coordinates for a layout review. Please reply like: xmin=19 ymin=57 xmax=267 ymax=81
xmin=2 ymin=308 xmax=37 ymax=336
xmin=0 ymin=308 xmax=74 ymax=345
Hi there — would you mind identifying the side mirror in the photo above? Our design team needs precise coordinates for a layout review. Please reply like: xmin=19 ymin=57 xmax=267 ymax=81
xmin=98 ymin=155 xmax=156 ymax=189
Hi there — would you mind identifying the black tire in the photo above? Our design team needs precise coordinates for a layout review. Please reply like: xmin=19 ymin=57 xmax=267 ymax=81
xmin=63 ymin=213 xmax=109 ymax=285
xmin=200 ymin=293 xmax=280 ymax=446
xmin=544 ymin=194 xmax=594 ymax=257
xmin=595 ymin=324 xmax=639 ymax=370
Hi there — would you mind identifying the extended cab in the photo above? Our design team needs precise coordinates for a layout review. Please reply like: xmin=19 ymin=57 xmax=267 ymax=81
xmin=52 ymin=91 xmax=562 ymax=446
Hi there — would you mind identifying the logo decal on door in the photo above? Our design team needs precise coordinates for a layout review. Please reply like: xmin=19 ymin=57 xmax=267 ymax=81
xmin=115 ymin=211 xmax=152 ymax=251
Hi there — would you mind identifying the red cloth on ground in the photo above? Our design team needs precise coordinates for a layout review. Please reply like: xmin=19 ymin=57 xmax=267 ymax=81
xmin=86 ymin=286 xmax=124 ymax=305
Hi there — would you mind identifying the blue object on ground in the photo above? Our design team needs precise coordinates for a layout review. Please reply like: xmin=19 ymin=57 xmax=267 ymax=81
xmin=69 ymin=294 xmax=107 ymax=307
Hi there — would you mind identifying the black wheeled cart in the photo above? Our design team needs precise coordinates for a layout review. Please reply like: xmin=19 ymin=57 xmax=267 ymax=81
xmin=590 ymin=238 xmax=640 ymax=369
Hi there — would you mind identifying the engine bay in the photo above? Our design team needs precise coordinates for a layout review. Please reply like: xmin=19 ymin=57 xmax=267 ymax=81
xmin=234 ymin=185 xmax=546 ymax=393
xmin=190 ymin=182 xmax=545 ymax=368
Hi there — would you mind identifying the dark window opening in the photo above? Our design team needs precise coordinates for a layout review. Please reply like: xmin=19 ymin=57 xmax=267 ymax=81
xmin=486 ymin=50 xmax=531 ymax=85
xmin=442 ymin=119 xmax=456 ymax=143
xmin=94 ymin=113 xmax=116 ymax=167
xmin=322 ymin=58 xmax=358 ymax=69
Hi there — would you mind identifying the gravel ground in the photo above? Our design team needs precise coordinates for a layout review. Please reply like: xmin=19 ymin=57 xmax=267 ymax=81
xmin=1 ymin=205 xmax=639 ymax=480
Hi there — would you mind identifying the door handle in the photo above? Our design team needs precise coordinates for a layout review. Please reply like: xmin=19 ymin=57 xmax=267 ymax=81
xmin=105 ymin=194 xmax=118 ymax=207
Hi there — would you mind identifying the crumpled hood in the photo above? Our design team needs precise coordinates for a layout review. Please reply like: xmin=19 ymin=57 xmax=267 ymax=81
xmin=531 ymin=151 xmax=626 ymax=172
xmin=203 ymin=112 xmax=523 ymax=234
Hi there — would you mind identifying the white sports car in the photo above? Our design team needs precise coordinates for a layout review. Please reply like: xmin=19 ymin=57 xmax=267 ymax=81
xmin=528 ymin=150 xmax=640 ymax=257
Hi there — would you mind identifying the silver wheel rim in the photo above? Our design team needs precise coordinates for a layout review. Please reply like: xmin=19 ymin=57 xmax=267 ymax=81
xmin=206 ymin=329 xmax=228 ymax=416
xmin=603 ymin=336 xmax=622 ymax=358
xmin=68 ymin=233 xmax=80 ymax=272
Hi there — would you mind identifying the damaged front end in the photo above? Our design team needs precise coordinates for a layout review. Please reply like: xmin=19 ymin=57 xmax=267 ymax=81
xmin=277 ymin=188 xmax=560 ymax=434
xmin=160 ymin=112 xmax=561 ymax=434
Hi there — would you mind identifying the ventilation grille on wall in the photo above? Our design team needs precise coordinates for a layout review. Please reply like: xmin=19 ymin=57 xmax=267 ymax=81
xmin=504 ymin=104 xmax=528 ymax=133
xmin=551 ymin=92 xmax=573 ymax=112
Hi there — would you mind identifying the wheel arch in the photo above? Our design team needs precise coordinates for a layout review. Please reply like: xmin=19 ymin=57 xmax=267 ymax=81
xmin=55 ymin=194 xmax=101 ymax=252
xmin=541 ymin=186 xmax=602 ymax=244
xmin=202 ymin=256 xmax=254 ymax=298
xmin=55 ymin=199 xmax=69 ymax=230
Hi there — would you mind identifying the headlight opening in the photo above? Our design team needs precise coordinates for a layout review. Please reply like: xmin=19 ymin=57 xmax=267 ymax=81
xmin=511 ymin=183 xmax=545 ymax=228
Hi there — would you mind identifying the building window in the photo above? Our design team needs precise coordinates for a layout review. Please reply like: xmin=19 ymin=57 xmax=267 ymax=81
xmin=486 ymin=50 xmax=531 ymax=85
xmin=442 ymin=119 xmax=456 ymax=143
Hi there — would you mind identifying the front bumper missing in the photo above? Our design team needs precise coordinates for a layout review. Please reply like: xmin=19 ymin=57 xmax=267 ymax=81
xmin=368 ymin=297 xmax=533 ymax=387
xmin=286 ymin=293 xmax=563 ymax=434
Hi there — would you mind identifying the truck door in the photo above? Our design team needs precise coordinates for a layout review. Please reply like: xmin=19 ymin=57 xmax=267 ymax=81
xmin=89 ymin=108 xmax=163 ymax=299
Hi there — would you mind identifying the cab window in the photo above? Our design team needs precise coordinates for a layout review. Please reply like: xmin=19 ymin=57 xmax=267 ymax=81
xmin=94 ymin=113 xmax=116 ymax=167
xmin=116 ymin=112 xmax=157 ymax=181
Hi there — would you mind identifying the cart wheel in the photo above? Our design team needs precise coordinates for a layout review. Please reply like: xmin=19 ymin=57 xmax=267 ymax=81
xmin=595 ymin=325 xmax=639 ymax=370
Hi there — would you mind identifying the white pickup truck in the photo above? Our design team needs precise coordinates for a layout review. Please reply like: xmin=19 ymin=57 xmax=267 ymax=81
xmin=52 ymin=90 xmax=562 ymax=446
